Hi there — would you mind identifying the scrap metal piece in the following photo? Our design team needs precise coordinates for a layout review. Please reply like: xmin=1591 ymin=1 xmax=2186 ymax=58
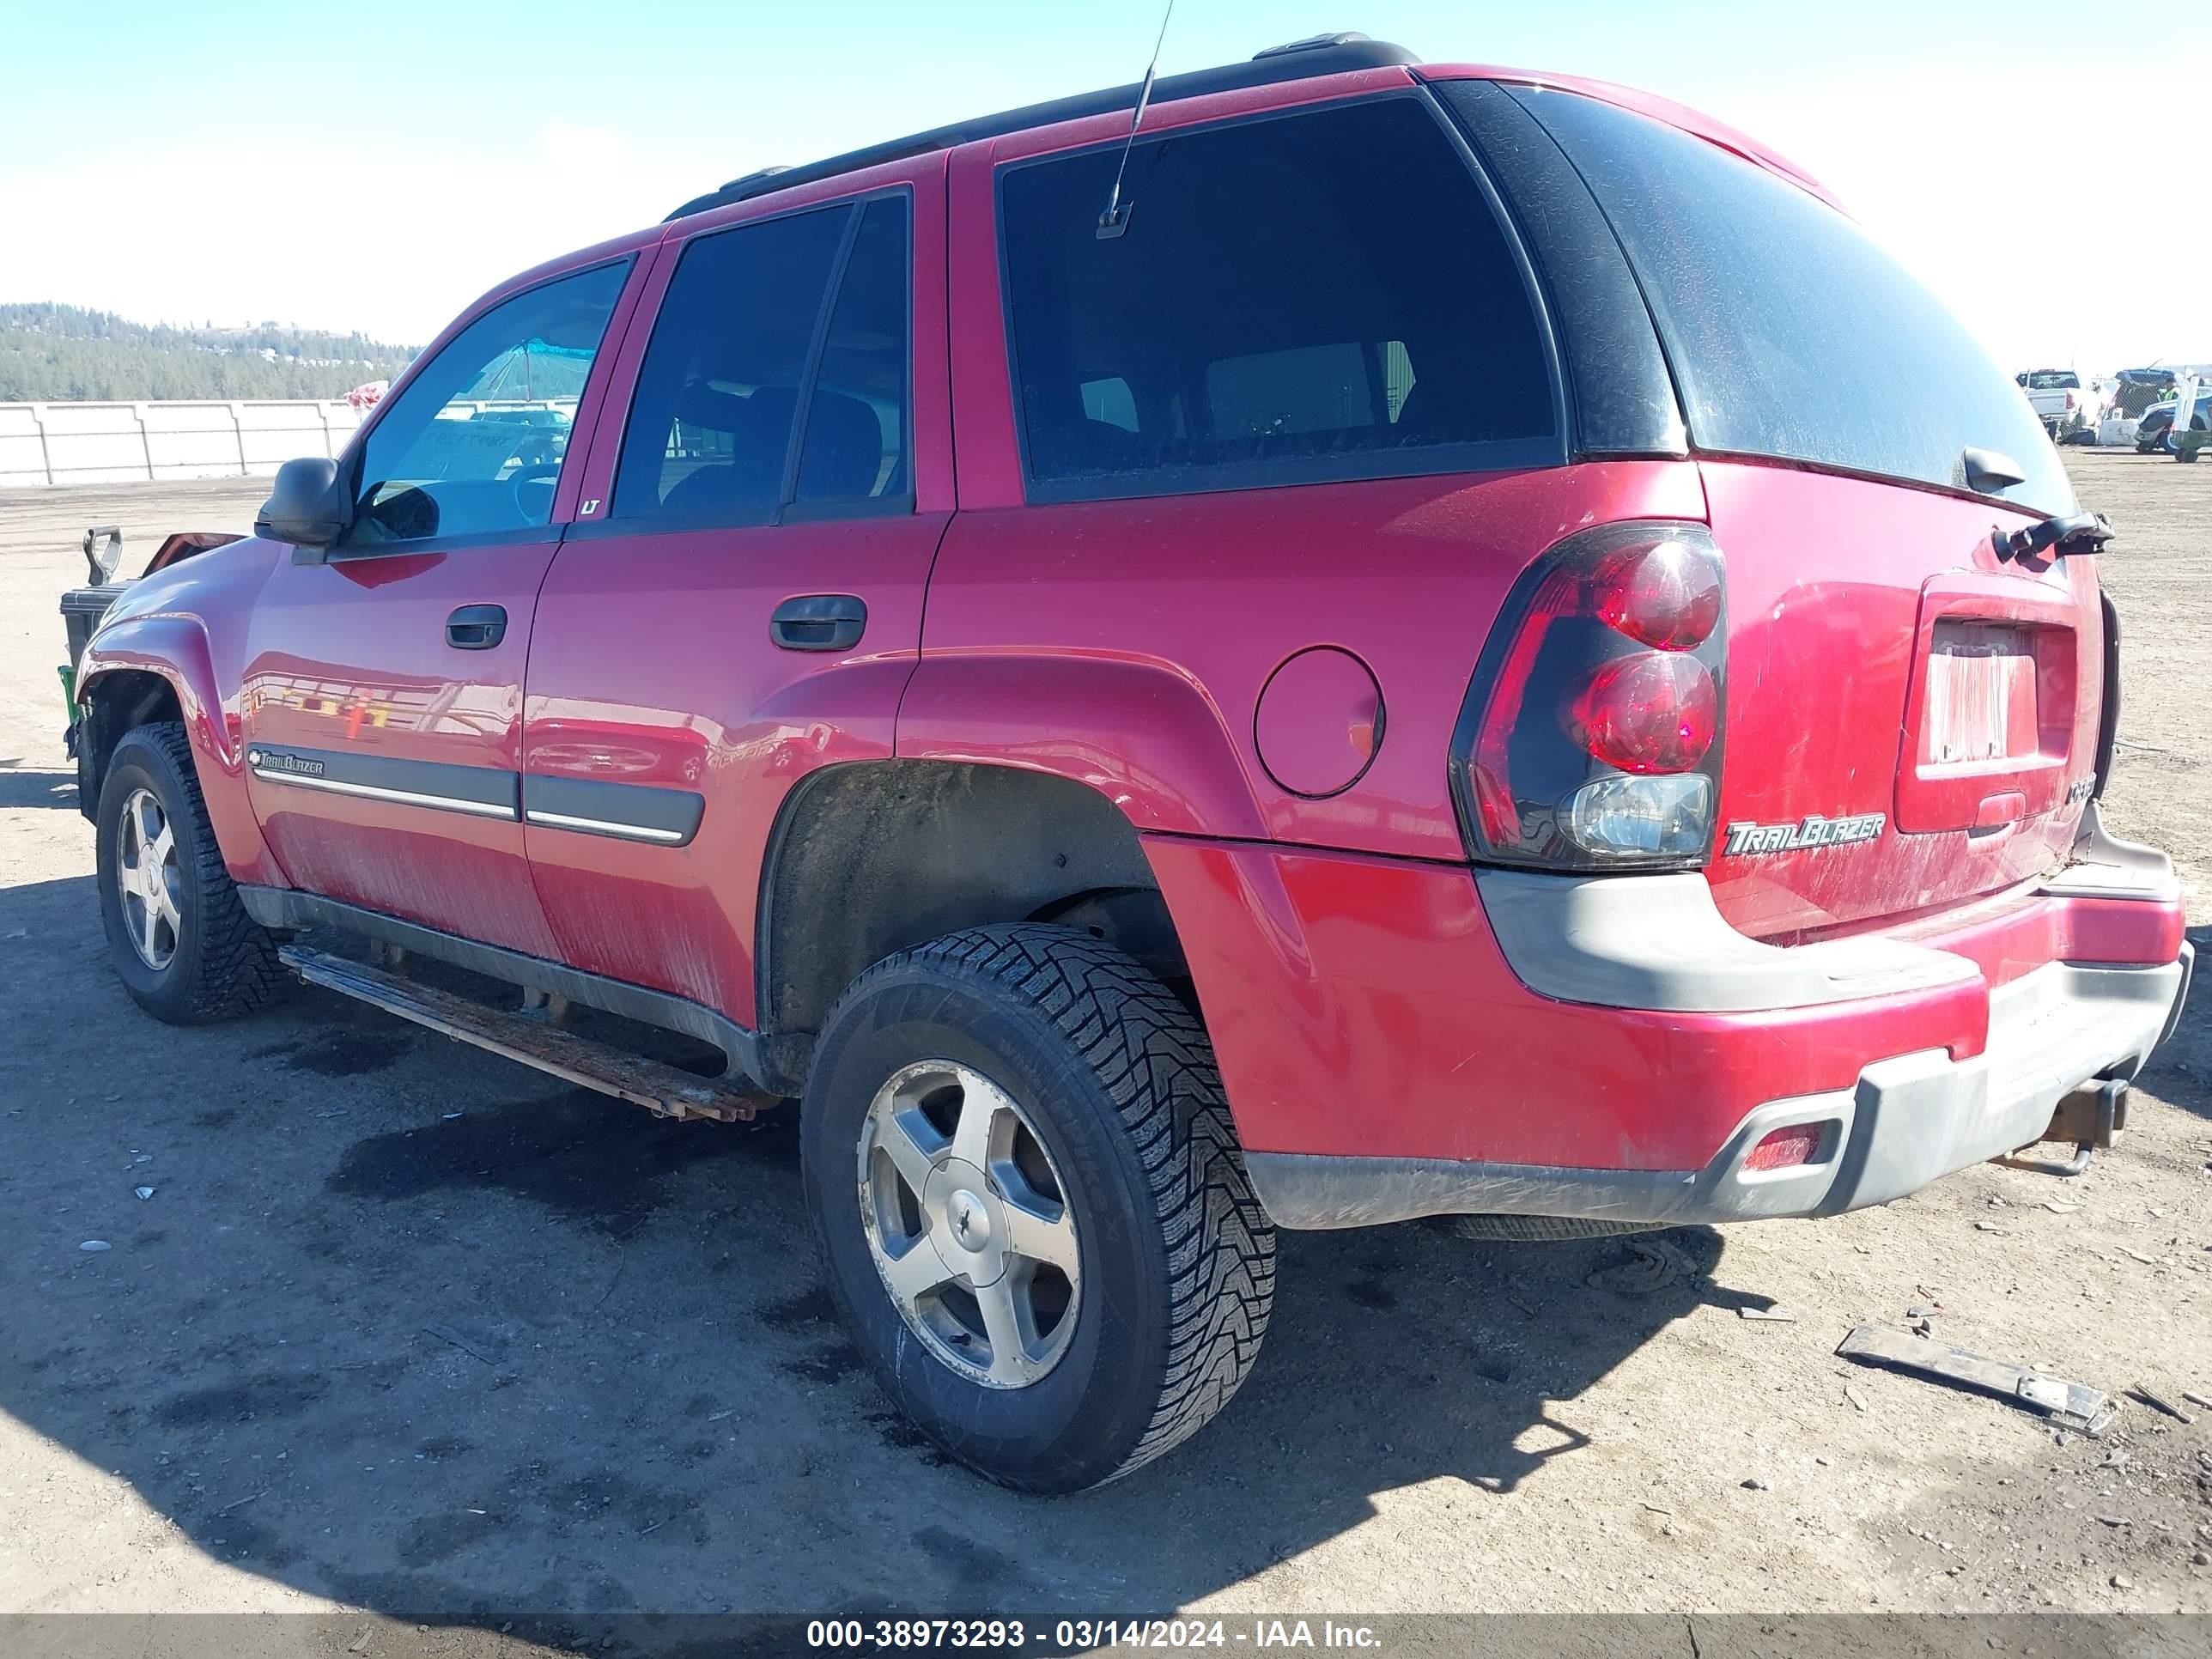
xmin=1836 ymin=1323 xmax=2118 ymax=1435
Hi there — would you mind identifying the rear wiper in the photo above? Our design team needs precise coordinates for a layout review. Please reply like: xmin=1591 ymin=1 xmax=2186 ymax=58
xmin=1995 ymin=511 xmax=2113 ymax=562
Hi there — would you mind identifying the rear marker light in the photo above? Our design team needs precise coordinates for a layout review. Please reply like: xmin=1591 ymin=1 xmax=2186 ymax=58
xmin=1453 ymin=521 xmax=1729 ymax=872
xmin=1745 ymin=1122 xmax=1831 ymax=1172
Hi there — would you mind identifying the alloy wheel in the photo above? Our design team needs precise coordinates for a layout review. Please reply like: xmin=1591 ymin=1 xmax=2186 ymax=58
xmin=115 ymin=787 xmax=183 ymax=970
xmin=855 ymin=1060 xmax=1081 ymax=1389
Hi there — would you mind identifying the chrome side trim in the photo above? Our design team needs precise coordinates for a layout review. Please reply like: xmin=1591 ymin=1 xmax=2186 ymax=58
xmin=249 ymin=764 xmax=516 ymax=820
xmin=524 ymin=808 xmax=687 ymax=845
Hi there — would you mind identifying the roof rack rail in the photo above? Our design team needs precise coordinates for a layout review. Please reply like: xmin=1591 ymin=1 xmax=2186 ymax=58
xmin=665 ymin=34 xmax=1419 ymax=222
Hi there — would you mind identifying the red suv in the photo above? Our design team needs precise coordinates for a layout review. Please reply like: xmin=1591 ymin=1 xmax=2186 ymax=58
xmin=68 ymin=34 xmax=2192 ymax=1492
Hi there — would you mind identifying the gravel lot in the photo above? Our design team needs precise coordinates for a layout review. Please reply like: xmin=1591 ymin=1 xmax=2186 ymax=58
xmin=0 ymin=453 xmax=2205 ymax=1635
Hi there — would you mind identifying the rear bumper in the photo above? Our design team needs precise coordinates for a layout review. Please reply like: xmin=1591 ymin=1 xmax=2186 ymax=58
xmin=1150 ymin=805 xmax=2191 ymax=1231
xmin=1245 ymin=948 xmax=2190 ymax=1229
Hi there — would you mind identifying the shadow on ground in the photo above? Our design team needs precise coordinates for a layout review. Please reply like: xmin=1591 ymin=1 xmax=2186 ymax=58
xmin=0 ymin=869 xmax=1766 ymax=1626
xmin=2133 ymin=924 xmax=2208 ymax=1121
xmin=0 ymin=769 xmax=77 ymax=810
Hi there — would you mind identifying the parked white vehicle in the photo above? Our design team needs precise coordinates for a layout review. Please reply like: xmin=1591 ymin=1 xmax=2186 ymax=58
xmin=2015 ymin=368 xmax=2105 ymax=441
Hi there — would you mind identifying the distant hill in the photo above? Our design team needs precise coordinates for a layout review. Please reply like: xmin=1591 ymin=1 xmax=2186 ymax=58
xmin=0 ymin=303 xmax=419 ymax=402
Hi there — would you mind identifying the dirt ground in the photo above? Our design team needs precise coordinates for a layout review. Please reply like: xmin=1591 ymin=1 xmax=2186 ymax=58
xmin=0 ymin=454 xmax=2206 ymax=1636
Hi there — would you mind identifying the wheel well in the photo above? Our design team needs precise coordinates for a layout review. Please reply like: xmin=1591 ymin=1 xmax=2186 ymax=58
xmin=757 ymin=761 xmax=1189 ymax=1077
xmin=76 ymin=672 xmax=183 ymax=822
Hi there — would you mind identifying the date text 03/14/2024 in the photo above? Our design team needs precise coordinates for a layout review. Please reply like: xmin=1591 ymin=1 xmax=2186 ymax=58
xmin=804 ymin=1618 xmax=1383 ymax=1650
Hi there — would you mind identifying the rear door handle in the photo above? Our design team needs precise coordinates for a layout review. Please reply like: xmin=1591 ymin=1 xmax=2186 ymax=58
xmin=447 ymin=605 xmax=507 ymax=650
xmin=770 ymin=594 xmax=866 ymax=653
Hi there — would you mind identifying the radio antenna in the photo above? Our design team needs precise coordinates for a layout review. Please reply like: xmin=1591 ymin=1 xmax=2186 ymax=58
xmin=1097 ymin=0 xmax=1176 ymax=239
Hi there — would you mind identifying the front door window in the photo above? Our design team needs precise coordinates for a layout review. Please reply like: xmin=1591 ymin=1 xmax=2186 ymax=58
xmin=345 ymin=261 xmax=629 ymax=547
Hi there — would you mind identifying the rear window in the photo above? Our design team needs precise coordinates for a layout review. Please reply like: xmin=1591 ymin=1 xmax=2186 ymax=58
xmin=999 ymin=96 xmax=1560 ymax=502
xmin=2023 ymin=371 xmax=2080 ymax=391
xmin=1514 ymin=88 xmax=2073 ymax=514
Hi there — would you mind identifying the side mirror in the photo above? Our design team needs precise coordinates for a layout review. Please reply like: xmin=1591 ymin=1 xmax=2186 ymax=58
xmin=255 ymin=457 xmax=352 ymax=556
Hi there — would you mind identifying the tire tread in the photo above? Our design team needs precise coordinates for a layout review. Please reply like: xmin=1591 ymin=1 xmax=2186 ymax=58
xmin=116 ymin=722 xmax=283 ymax=1022
xmin=835 ymin=923 xmax=1275 ymax=1485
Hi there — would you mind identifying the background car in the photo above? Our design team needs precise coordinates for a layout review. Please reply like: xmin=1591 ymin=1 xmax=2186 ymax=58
xmin=2133 ymin=391 xmax=2211 ymax=453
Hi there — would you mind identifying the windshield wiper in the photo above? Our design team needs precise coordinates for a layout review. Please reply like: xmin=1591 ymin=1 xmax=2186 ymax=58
xmin=1996 ymin=512 xmax=2113 ymax=562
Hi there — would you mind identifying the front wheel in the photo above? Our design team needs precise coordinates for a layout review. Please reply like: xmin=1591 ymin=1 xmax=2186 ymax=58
xmin=800 ymin=925 xmax=1273 ymax=1492
xmin=94 ymin=722 xmax=281 ymax=1024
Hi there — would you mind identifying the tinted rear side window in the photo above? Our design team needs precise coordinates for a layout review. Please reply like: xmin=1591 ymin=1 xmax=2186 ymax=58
xmin=1000 ymin=96 xmax=1559 ymax=502
xmin=1514 ymin=88 xmax=2072 ymax=514
xmin=613 ymin=204 xmax=851 ymax=525
xmin=795 ymin=196 xmax=911 ymax=505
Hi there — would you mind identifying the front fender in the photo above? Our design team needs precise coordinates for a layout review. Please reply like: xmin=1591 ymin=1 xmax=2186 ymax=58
xmin=78 ymin=616 xmax=283 ymax=885
xmin=895 ymin=653 xmax=1267 ymax=840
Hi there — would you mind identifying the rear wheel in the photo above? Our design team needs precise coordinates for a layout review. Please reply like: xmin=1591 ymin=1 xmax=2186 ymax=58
xmin=800 ymin=925 xmax=1273 ymax=1492
xmin=94 ymin=722 xmax=281 ymax=1024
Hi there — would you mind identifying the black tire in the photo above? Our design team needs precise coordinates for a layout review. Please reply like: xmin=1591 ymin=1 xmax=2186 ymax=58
xmin=800 ymin=924 xmax=1273 ymax=1492
xmin=94 ymin=722 xmax=282 ymax=1024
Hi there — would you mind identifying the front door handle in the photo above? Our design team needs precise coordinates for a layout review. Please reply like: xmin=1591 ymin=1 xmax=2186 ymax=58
xmin=770 ymin=594 xmax=866 ymax=652
xmin=447 ymin=604 xmax=507 ymax=650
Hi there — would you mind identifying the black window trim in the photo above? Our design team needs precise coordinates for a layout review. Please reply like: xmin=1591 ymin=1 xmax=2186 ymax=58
xmin=573 ymin=185 xmax=917 ymax=544
xmin=330 ymin=254 xmax=637 ymax=562
xmin=993 ymin=88 xmax=1571 ymax=508
xmin=1500 ymin=82 xmax=2079 ymax=518
xmin=1425 ymin=76 xmax=1688 ymax=461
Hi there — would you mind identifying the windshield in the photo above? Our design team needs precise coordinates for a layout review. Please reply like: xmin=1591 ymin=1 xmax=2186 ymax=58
xmin=1511 ymin=88 xmax=2074 ymax=514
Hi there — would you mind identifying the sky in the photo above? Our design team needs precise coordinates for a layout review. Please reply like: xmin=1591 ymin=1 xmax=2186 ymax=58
xmin=3 ymin=0 xmax=2207 ymax=371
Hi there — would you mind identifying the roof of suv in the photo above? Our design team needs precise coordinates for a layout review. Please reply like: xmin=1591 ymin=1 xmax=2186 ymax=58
xmin=664 ymin=33 xmax=1419 ymax=221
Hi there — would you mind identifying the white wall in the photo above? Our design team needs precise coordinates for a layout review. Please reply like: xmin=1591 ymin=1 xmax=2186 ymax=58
xmin=0 ymin=400 xmax=366 ymax=488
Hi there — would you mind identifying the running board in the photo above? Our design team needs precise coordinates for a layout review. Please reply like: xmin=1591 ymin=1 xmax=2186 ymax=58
xmin=278 ymin=945 xmax=778 ymax=1122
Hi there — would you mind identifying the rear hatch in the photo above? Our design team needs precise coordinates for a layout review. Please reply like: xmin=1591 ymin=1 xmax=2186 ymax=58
xmin=1511 ymin=85 xmax=2099 ymax=939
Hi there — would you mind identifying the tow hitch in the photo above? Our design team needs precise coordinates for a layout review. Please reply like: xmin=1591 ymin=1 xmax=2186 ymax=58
xmin=2006 ymin=1076 xmax=2130 ymax=1178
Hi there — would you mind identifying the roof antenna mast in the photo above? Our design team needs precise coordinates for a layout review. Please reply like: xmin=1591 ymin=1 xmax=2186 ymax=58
xmin=1097 ymin=0 xmax=1176 ymax=240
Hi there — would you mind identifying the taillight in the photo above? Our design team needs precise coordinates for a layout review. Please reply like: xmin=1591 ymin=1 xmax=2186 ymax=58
xmin=1450 ymin=520 xmax=1728 ymax=871
xmin=2063 ymin=392 xmax=2077 ymax=410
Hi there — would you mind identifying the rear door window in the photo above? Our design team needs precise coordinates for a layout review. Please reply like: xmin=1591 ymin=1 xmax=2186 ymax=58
xmin=793 ymin=196 xmax=912 ymax=507
xmin=613 ymin=193 xmax=912 ymax=527
xmin=1513 ymin=88 xmax=2072 ymax=514
xmin=998 ymin=96 xmax=1560 ymax=502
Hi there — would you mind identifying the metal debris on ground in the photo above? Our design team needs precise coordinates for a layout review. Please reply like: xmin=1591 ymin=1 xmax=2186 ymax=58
xmin=421 ymin=1323 xmax=504 ymax=1366
xmin=1738 ymin=1304 xmax=1797 ymax=1322
xmin=1835 ymin=1323 xmax=2118 ymax=1434
xmin=1975 ymin=1221 xmax=2009 ymax=1234
xmin=2043 ymin=1200 xmax=2081 ymax=1214
xmin=2125 ymin=1383 xmax=2195 ymax=1424
xmin=133 ymin=1186 xmax=154 ymax=1200
xmin=77 ymin=1240 xmax=109 ymax=1252
xmin=2183 ymin=1390 xmax=2212 ymax=1412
